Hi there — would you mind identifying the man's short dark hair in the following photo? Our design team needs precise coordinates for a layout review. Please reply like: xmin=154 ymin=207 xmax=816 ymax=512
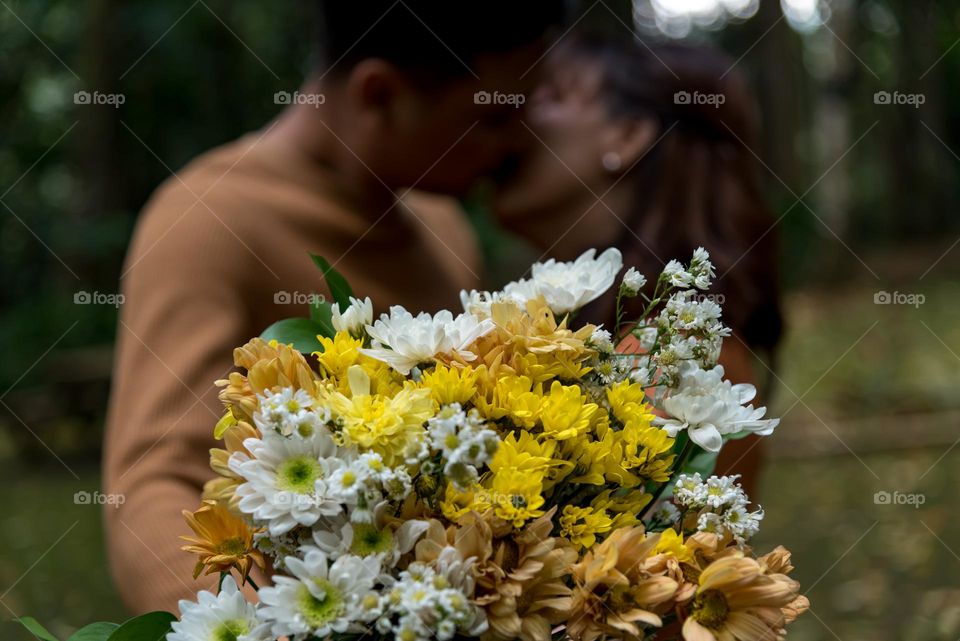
xmin=317 ymin=1 xmax=568 ymax=79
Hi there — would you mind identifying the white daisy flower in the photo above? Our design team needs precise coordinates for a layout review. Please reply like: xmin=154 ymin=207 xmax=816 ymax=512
xmin=650 ymin=501 xmax=681 ymax=525
xmin=530 ymin=247 xmax=623 ymax=316
xmin=168 ymin=576 xmax=270 ymax=641
xmin=589 ymin=327 xmax=614 ymax=353
xmin=674 ymin=473 xmax=707 ymax=507
xmin=331 ymin=296 xmax=373 ymax=336
xmin=689 ymin=247 xmax=716 ymax=290
xmin=460 ymin=278 xmax=539 ymax=317
xmin=377 ymin=562 xmax=487 ymax=641
xmin=426 ymin=405 xmax=499 ymax=490
xmin=229 ymin=430 xmax=345 ymax=536
xmin=656 ymin=363 xmax=779 ymax=452
xmin=312 ymin=518 xmax=429 ymax=567
xmin=254 ymin=388 xmax=322 ymax=438
xmin=621 ymin=266 xmax=647 ymax=295
xmin=697 ymin=511 xmax=724 ymax=535
xmin=362 ymin=306 xmax=495 ymax=375
xmin=257 ymin=549 xmax=381 ymax=639
xmin=661 ymin=259 xmax=692 ymax=288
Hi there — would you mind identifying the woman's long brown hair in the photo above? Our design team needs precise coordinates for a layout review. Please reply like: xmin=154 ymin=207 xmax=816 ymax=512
xmin=571 ymin=34 xmax=784 ymax=368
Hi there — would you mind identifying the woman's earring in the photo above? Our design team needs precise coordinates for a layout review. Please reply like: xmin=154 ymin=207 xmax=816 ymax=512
xmin=602 ymin=151 xmax=622 ymax=172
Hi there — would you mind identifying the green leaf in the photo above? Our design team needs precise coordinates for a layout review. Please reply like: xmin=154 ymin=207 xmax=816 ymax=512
xmin=68 ymin=622 xmax=119 ymax=641
xmin=261 ymin=317 xmax=326 ymax=353
xmin=311 ymin=254 xmax=354 ymax=309
xmin=15 ymin=617 xmax=60 ymax=641
xmin=309 ymin=299 xmax=336 ymax=338
xmin=106 ymin=612 xmax=175 ymax=641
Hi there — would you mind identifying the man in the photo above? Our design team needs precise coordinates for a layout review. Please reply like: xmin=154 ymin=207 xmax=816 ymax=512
xmin=104 ymin=1 xmax=565 ymax=613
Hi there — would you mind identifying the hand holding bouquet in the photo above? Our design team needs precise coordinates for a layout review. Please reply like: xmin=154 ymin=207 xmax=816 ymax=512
xmin=20 ymin=248 xmax=807 ymax=641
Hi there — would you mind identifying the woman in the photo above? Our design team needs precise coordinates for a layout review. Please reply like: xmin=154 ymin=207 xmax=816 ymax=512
xmin=494 ymin=34 xmax=783 ymax=494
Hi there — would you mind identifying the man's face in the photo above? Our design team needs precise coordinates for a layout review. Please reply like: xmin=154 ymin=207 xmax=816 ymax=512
xmin=368 ymin=44 xmax=545 ymax=197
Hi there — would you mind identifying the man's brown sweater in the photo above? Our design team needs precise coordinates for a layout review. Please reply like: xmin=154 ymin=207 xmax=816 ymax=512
xmin=102 ymin=131 xmax=481 ymax=613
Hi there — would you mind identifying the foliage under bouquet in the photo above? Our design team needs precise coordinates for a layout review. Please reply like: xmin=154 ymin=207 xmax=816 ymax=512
xmin=19 ymin=248 xmax=808 ymax=641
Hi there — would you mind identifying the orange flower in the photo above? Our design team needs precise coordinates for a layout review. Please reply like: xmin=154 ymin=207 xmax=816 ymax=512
xmin=180 ymin=501 xmax=264 ymax=584
xmin=568 ymin=526 xmax=679 ymax=641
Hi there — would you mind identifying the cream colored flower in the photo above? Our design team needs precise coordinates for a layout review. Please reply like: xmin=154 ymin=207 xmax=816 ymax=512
xmin=681 ymin=552 xmax=808 ymax=641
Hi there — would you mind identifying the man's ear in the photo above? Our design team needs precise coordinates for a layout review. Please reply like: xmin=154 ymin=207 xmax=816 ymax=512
xmin=344 ymin=59 xmax=408 ymax=126
xmin=608 ymin=118 xmax=659 ymax=169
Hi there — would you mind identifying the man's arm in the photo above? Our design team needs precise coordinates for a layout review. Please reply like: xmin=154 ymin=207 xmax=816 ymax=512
xmin=102 ymin=188 xmax=260 ymax=613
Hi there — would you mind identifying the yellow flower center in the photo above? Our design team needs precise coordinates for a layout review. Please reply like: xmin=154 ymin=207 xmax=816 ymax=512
xmin=277 ymin=456 xmax=323 ymax=494
xmin=212 ymin=619 xmax=249 ymax=641
xmin=216 ymin=536 xmax=247 ymax=557
xmin=349 ymin=523 xmax=393 ymax=556
xmin=692 ymin=589 xmax=730 ymax=630
xmin=297 ymin=580 xmax=344 ymax=628
xmin=297 ymin=421 xmax=315 ymax=438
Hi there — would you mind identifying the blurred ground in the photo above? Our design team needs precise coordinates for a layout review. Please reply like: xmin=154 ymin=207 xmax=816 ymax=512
xmin=2 ymin=247 xmax=959 ymax=639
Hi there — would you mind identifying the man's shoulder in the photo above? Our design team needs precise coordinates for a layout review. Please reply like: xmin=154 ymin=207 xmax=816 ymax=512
xmin=143 ymin=134 xmax=272 ymax=222
xmin=124 ymin=134 xmax=285 ymax=276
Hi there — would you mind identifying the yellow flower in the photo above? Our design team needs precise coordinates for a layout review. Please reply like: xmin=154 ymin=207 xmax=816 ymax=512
xmin=440 ymin=482 xmax=484 ymax=522
xmin=654 ymin=528 xmax=695 ymax=563
xmin=180 ymin=501 xmax=264 ymax=584
xmin=419 ymin=364 xmax=479 ymax=407
xmin=512 ymin=350 xmax=592 ymax=384
xmin=475 ymin=375 xmax=542 ymax=428
xmin=324 ymin=365 xmax=434 ymax=465
xmin=488 ymin=468 xmax=546 ymax=527
xmin=560 ymin=505 xmax=613 ymax=549
xmin=606 ymin=379 xmax=653 ymax=425
xmin=564 ymin=431 xmax=641 ymax=487
xmin=539 ymin=381 xmax=598 ymax=440
xmin=590 ymin=489 xmax=652 ymax=530
xmin=619 ymin=419 xmax=676 ymax=483
xmin=314 ymin=332 xmax=363 ymax=381
xmin=489 ymin=431 xmax=553 ymax=474
xmin=681 ymin=552 xmax=808 ymax=641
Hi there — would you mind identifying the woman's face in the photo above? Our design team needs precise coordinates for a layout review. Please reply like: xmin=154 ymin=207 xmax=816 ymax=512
xmin=493 ymin=55 xmax=626 ymax=230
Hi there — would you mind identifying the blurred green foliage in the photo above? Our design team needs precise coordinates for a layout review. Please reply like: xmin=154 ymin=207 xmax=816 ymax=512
xmin=0 ymin=0 xmax=316 ymax=391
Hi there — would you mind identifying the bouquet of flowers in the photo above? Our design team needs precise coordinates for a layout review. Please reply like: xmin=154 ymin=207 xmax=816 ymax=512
xmin=19 ymin=248 xmax=808 ymax=641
